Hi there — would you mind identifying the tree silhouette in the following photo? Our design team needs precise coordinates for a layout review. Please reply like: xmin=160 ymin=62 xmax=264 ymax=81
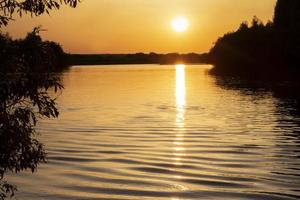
xmin=208 ymin=0 xmax=300 ymax=76
xmin=0 ymin=0 xmax=79 ymax=26
xmin=0 ymin=28 xmax=67 ymax=200
xmin=274 ymin=0 xmax=300 ymax=30
xmin=274 ymin=0 xmax=300 ymax=68
xmin=208 ymin=16 xmax=274 ymax=76
xmin=0 ymin=1 xmax=78 ymax=199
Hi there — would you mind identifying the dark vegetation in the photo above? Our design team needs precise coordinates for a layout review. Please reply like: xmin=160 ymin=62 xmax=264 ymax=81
xmin=0 ymin=0 xmax=78 ymax=199
xmin=208 ymin=0 xmax=300 ymax=77
xmin=68 ymin=52 xmax=208 ymax=65
xmin=0 ymin=0 xmax=78 ymax=26
xmin=1 ymin=28 xmax=68 ymax=72
xmin=210 ymin=0 xmax=300 ymax=141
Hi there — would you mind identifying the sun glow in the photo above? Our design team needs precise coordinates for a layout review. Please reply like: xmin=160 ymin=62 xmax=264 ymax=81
xmin=172 ymin=17 xmax=189 ymax=32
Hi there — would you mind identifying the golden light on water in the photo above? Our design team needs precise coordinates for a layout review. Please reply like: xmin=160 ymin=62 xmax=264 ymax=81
xmin=8 ymin=64 xmax=291 ymax=199
xmin=174 ymin=64 xmax=186 ymax=171
xmin=175 ymin=64 xmax=186 ymax=127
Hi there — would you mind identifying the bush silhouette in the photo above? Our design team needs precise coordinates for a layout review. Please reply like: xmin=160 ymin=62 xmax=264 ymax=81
xmin=0 ymin=0 xmax=79 ymax=198
xmin=208 ymin=0 xmax=300 ymax=76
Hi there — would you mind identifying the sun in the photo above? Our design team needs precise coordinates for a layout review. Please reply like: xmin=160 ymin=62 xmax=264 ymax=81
xmin=172 ymin=17 xmax=189 ymax=33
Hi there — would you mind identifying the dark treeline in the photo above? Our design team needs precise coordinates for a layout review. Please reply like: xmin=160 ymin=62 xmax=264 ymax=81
xmin=208 ymin=0 xmax=300 ymax=77
xmin=67 ymin=52 xmax=209 ymax=65
xmin=0 ymin=28 xmax=67 ymax=73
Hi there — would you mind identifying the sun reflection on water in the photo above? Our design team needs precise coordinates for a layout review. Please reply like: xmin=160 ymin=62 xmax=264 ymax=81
xmin=173 ymin=64 xmax=186 ymax=181
xmin=175 ymin=64 xmax=186 ymax=128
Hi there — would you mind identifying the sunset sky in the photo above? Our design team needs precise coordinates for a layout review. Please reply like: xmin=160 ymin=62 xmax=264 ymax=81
xmin=4 ymin=0 xmax=276 ymax=54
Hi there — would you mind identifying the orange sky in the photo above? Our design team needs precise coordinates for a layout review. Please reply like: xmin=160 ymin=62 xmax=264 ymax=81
xmin=4 ymin=0 xmax=276 ymax=54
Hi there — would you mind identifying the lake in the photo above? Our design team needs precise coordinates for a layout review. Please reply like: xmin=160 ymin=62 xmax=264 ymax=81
xmin=9 ymin=64 xmax=300 ymax=200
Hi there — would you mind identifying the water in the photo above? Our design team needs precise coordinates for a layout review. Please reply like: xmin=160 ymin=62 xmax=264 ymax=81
xmin=9 ymin=65 xmax=300 ymax=200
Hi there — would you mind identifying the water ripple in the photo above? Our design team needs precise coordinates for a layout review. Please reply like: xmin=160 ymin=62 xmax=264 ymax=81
xmin=8 ymin=65 xmax=300 ymax=200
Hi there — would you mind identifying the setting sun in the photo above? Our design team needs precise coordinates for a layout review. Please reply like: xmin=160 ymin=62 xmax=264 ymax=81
xmin=172 ymin=17 xmax=189 ymax=32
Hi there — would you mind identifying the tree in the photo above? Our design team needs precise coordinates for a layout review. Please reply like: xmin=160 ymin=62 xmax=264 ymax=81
xmin=208 ymin=0 xmax=300 ymax=76
xmin=0 ymin=0 xmax=79 ymax=26
xmin=208 ymin=16 xmax=275 ymax=76
xmin=238 ymin=21 xmax=249 ymax=32
xmin=0 ymin=28 xmax=67 ymax=200
xmin=274 ymin=0 xmax=300 ymax=30
xmin=0 ymin=1 xmax=79 ymax=199
xmin=274 ymin=0 xmax=300 ymax=67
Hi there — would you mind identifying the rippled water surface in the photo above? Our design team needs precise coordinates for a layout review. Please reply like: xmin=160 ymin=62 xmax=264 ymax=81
xmin=10 ymin=65 xmax=300 ymax=199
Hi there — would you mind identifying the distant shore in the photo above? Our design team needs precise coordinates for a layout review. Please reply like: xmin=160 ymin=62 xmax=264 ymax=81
xmin=67 ymin=53 xmax=210 ymax=66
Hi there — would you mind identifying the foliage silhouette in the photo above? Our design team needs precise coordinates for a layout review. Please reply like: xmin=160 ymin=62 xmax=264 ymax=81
xmin=0 ymin=29 xmax=66 ymax=199
xmin=0 ymin=0 xmax=79 ymax=26
xmin=0 ymin=0 xmax=79 ymax=197
xmin=208 ymin=0 xmax=300 ymax=77
xmin=274 ymin=0 xmax=300 ymax=68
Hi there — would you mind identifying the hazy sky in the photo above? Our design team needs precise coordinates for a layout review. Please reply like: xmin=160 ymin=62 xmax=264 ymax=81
xmin=4 ymin=0 xmax=276 ymax=54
